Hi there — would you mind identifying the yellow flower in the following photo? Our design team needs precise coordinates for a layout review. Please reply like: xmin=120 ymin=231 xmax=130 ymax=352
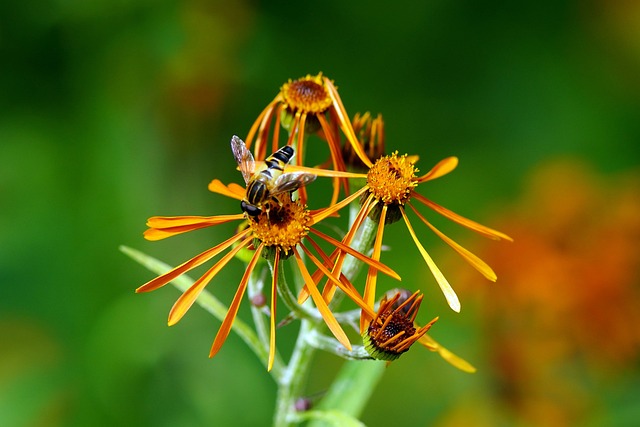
xmin=137 ymin=179 xmax=397 ymax=371
xmin=243 ymin=73 xmax=372 ymax=205
xmin=289 ymin=140 xmax=512 ymax=317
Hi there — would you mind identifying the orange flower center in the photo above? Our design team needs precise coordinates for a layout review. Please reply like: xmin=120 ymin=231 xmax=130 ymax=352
xmin=281 ymin=73 xmax=333 ymax=114
xmin=248 ymin=195 xmax=311 ymax=255
xmin=366 ymin=152 xmax=418 ymax=205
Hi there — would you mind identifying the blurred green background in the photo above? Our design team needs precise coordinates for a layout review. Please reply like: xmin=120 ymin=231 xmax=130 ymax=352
xmin=2 ymin=0 xmax=639 ymax=426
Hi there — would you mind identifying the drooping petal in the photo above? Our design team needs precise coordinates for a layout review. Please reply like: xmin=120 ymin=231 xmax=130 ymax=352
xmin=323 ymin=77 xmax=373 ymax=168
xmin=245 ymin=95 xmax=281 ymax=151
xmin=418 ymin=334 xmax=477 ymax=373
xmin=268 ymin=249 xmax=280 ymax=372
xmin=408 ymin=204 xmax=497 ymax=282
xmin=143 ymin=214 xmax=245 ymax=241
xmin=136 ymin=228 xmax=251 ymax=293
xmin=299 ymin=243 xmax=374 ymax=318
xmin=209 ymin=243 xmax=265 ymax=358
xmin=360 ymin=204 xmax=387 ymax=332
xmin=168 ymin=235 xmax=254 ymax=325
xmin=293 ymin=248 xmax=352 ymax=351
xmin=401 ymin=208 xmax=461 ymax=313
xmin=309 ymin=228 xmax=401 ymax=281
xmin=417 ymin=157 xmax=459 ymax=182
xmin=208 ymin=179 xmax=245 ymax=200
xmin=318 ymin=192 xmax=377 ymax=303
xmin=317 ymin=112 xmax=350 ymax=204
xmin=412 ymin=191 xmax=514 ymax=242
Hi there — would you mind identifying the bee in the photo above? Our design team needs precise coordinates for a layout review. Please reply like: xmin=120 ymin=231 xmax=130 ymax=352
xmin=231 ymin=135 xmax=316 ymax=216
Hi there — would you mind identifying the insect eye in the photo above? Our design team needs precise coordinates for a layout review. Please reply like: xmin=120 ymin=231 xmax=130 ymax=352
xmin=241 ymin=200 xmax=261 ymax=216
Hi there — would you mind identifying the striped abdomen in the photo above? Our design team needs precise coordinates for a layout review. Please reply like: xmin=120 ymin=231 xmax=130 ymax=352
xmin=245 ymin=145 xmax=294 ymax=205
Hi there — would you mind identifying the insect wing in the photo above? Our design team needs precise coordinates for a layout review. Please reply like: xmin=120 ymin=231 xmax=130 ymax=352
xmin=230 ymin=135 xmax=256 ymax=184
xmin=270 ymin=172 xmax=317 ymax=196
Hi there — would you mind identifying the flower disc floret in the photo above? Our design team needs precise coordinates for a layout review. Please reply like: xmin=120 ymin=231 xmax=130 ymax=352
xmin=364 ymin=152 xmax=418 ymax=224
xmin=281 ymin=74 xmax=333 ymax=115
xmin=367 ymin=151 xmax=418 ymax=204
xmin=248 ymin=197 xmax=311 ymax=256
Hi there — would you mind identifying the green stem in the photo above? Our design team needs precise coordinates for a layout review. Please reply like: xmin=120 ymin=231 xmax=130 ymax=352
xmin=274 ymin=318 xmax=317 ymax=427
xmin=305 ymin=330 xmax=372 ymax=360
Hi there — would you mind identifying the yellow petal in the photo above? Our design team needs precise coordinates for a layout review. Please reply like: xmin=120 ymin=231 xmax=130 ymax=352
xmin=136 ymin=229 xmax=251 ymax=293
xmin=360 ymin=204 xmax=387 ymax=332
xmin=419 ymin=334 xmax=477 ymax=373
xmin=209 ymin=244 xmax=265 ymax=358
xmin=408 ymin=204 xmax=497 ymax=282
xmin=284 ymin=164 xmax=367 ymax=179
xmin=168 ymin=235 xmax=253 ymax=325
xmin=293 ymin=248 xmax=352 ymax=351
xmin=417 ymin=157 xmax=459 ymax=182
xmin=401 ymin=208 xmax=461 ymax=313
xmin=268 ymin=250 xmax=279 ymax=372
xmin=412 ymin=192 xmax=513 ymax=242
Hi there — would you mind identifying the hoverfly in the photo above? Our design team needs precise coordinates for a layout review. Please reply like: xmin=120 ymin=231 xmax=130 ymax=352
xmin=231 ymin=135 xmax=316 ymax=216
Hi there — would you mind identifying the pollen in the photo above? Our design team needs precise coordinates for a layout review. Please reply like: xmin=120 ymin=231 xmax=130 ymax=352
xmin=248 ymin=195 xmax=311 ymax=256
xmin=366 ymin=151 xmax=418 ymax=206
xmin=281 ymin=73 xmax=333 ymax=115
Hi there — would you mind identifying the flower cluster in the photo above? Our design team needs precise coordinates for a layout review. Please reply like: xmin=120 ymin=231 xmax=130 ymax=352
xmin=135 ymin=72 xmax=511 ymax=371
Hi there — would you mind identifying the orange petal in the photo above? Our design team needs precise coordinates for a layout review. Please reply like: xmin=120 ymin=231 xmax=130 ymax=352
xmin=412 ymin=192 xmax=513 ymax=242
xmin=144 ymin=214 xmax=245 ymax=241
xmin=419 ymin=334 xmax=477 ymax=373
xmin=323 ymin=77 xmax=373 ymax=168
xmin=360 ymin=204 xmax=387 ymax=332
xmin=302 ymin=237 xmax=340 ymax=303
xmin=293 ymin=248 xmax=352 ymax=351
xmin=401 ymin=208 xmax=461 ymax=313
xmin=417 ymin=157 xmax=459 ymax=182
xmin=408 ymin=204 xmax=497 ymax=282
xmin=309 ymin=228 xmax=400 ymax=281
xmin=208 ymin=179 xmax=245 ymax=200
xmin=168 ymin=235 xmax=254 ymax=325
xmin=268 ymin=249 xmax=279 ymax=372
xmin=309 ymin=186 xmax=369 ymax=225
xmin=209 ymin=244 xmax=265 ymax=358
xmin=299 ymin=243 xmax=374 ymax=318
xmin=147 ymin=214 xmax=244 ymax=228
xmin=245 ymin=95 xmax=280 ymax=150
xmin=319 ymin=193 xmax=376 ymax=302
xmin=136 ymin=228 xmax=251 ymax=293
